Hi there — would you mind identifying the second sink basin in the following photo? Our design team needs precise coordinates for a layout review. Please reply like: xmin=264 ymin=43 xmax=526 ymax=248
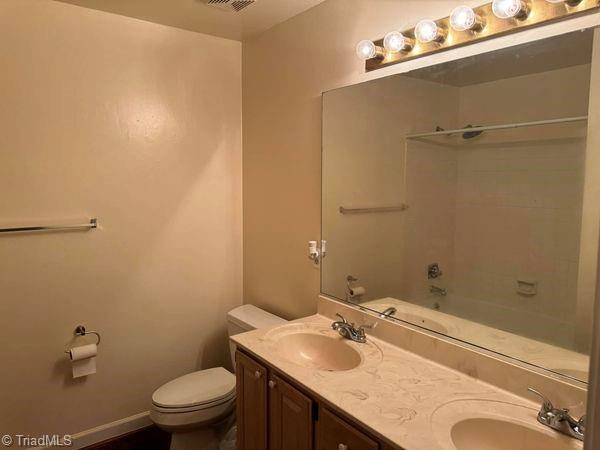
xmin=276 ymin=332 xmax=362 ymax=371
xmin=431 ymin=399 xmax=582 ymax=450
xmin=451 ymin=418 xmax=581 ymax=450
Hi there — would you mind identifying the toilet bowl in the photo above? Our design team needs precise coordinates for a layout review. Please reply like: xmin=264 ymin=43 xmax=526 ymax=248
xmin=150 ymin=305 xmax=286 ymax=450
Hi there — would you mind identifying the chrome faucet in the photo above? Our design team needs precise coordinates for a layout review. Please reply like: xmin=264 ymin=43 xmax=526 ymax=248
xmin=331 ymin=314 xmax=372 ymax=343
xmin=528 ymin=388 xmax=585 ymax=441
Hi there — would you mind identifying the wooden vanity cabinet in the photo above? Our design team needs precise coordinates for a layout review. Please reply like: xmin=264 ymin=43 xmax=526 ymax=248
xmin=269 ymin=374 xmax=313 ymax=450
xmin=235 ymin=350 xmax=399 ymax=450
xmin=236 ymin=351 xmax=268 ymax=450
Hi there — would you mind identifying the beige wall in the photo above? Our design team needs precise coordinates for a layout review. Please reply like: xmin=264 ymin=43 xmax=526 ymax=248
xmin=0 ymin=0 xmax=241 ymax=436
xmin=242 ymin=0 xmax=485 ymax=319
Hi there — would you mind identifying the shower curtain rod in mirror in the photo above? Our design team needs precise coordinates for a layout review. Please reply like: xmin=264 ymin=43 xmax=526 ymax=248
xmin=406 ymin=115 xmax=588 ymax=139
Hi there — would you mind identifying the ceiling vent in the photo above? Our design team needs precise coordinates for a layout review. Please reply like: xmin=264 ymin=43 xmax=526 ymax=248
xmin=205 ymin=0 xmax=256 ymax=12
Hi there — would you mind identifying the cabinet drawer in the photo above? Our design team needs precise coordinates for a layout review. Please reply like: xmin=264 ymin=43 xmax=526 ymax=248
xmin=317 ymin=408 xmax=379 ymax=450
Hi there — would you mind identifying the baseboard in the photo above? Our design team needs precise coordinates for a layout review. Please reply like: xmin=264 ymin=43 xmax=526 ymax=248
xmin=30 ymin=411 xmax=152 ymax=450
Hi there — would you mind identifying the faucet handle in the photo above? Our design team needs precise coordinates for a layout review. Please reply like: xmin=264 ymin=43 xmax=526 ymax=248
xmin=528 ymin=387 xmax=554 ymax=412
xmin=356 ymin=322 xmax=377 ymax=338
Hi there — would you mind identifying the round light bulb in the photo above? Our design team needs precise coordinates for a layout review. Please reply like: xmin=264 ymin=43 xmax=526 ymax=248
xmin=383 ymin=31 xmax=410 ymax=53
xmin=450 ymin=6 xmax=477 ymax=31
xmin=492 ymin=0 xmax=525 ymax=19
xmin=355 ymin=40 xmax=377 ymax=60
xmin=415 ymin=19 xmax=442 ymax=43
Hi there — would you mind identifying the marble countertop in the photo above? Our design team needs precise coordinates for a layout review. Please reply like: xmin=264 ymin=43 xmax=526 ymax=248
xmin=231 ymin=315 xmax=582 ymax=450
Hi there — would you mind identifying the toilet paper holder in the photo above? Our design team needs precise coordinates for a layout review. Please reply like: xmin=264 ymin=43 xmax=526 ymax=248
xmin=64 ymin=325 xmax=101 ymax=353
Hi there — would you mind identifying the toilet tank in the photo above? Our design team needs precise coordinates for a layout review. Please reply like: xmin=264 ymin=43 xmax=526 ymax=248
xmin=227 ymin=305 xmax=286 ymax=369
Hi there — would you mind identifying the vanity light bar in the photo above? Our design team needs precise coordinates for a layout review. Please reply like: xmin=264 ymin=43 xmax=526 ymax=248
xmin=358 ymin=0 xmax=599 ymax=72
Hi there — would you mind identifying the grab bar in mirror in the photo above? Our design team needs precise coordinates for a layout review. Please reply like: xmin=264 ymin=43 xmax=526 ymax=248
xmin=406 ymin=115 xmax=588 ymax=139
xmin=0 ymin=218 xmax=98 ymax=234
xmin=339 ymin=205 xmax=408 ymax=215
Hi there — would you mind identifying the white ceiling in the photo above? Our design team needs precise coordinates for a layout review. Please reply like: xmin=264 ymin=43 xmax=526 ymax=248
xmin=54 ymin=0 xmax=327 ymax=41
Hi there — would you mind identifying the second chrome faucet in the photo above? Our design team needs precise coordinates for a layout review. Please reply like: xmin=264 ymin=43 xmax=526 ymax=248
xmin=528 ymin=387 xmax=585 ymax=441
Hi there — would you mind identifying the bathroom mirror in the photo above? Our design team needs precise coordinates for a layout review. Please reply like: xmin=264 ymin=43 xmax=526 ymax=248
xmin=322 ymin=29 xmax=599 ymax=384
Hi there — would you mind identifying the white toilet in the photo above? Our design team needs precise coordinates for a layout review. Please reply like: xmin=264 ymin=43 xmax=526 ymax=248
xmin=150 ymin=305 xmax=286 ymax=450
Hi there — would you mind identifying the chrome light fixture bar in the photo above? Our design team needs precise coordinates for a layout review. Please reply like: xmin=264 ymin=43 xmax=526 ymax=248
xmin=359 ymin=0 xmax=599 ymax=72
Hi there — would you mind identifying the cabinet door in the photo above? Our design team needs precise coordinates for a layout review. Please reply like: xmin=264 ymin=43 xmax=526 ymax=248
xmin=269 ymin=374 xmax=314 ymax=450
xmin=236 ymin=351 xmax=268 ymax=450
xmin=316 ymin=408 xmax=379 ymax=450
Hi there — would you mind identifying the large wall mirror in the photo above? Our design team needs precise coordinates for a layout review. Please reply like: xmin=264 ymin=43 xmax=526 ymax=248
xmin=322 ymin=29 xmax=599 ymax=385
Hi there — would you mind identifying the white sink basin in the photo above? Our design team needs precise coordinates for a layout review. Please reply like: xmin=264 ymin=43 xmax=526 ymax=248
xmin=276 ymin=332 xmax=362 ymax=371
xmin=431 ymin=399 xmax=582 ymax=450
xmin=263 ymin=323 xmax=383 ymax=372
xmin=451 ymin=418 xmax=580 ymax=450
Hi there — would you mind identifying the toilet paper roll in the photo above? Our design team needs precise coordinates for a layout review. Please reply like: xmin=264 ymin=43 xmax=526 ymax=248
xmin=68 ymin=343 xmax=97 ymax=361
xmin=68 ymin=344 xmax=97 ymax=378
xmin=348 ymin=286 xmax=366 ymax=298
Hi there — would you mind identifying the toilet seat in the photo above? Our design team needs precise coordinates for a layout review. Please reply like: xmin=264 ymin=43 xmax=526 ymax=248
xmin=152 ymin=367 xmax=236 ymax=410
xmin=150 ymin=367 xmax=236 ymax=431
xmin=151 ymin=396 xmax=235 ymax=431
xmin=152 ymin=389 xmax=236 ymax=414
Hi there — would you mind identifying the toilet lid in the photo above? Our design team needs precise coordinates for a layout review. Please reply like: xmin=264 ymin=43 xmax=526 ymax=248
xmin=152 ymin=367 xmax=236 ymax=409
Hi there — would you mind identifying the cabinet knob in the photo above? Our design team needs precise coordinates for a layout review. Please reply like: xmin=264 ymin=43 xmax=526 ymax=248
xmin=254 ymin=370 xmax=262 ymax=379
xmin=338 ymin=444 xmax=348 ymax=450
xmin=268 ymin=380 xmax=276 ymax=389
